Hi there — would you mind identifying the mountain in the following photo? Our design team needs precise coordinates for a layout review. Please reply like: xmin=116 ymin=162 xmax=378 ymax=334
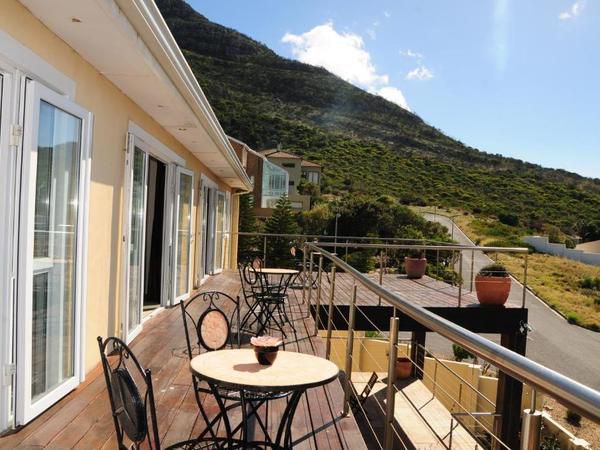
xmin=156 ymin=0 xmax=600 ymax=234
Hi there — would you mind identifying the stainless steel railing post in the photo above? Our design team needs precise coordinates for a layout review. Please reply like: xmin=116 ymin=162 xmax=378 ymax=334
xmin=263 ymin=235 xmax=267 ymax=266
xmin=307 ymin=251 xmax=315 ymax=307
xmin=522 ymin=252 xmax=529 ymax=308
xmin=470 ymin=249 xmax=475 ymax=292
xmin=458 ymin=251 xmax=463 ymax=307
xmin=343 ymin=284 xmax=358 ymax=416
xmin=384 ymin=316 xmax=399 ymax=450
xmin=378 ymin=253 xmax=384 ymax=306
xmin=302 ymin=244 xmax=308 ymax=304
xmin=325 ymin=266 xmax=337 ymax=360
xmin=313 ymin=255 xmax=324 ymax=334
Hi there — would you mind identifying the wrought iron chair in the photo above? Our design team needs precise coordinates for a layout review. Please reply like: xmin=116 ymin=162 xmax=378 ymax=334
xmin=97 ymin=336 xmax=233 ymax=450
xmin=237 ymin=261 xmax=292 ymax=339
xmin=180 ymin=291 xmax=289 ymax=444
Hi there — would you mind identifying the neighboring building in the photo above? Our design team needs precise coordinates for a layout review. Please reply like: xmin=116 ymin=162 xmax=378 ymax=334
xmin=259 ymin=148 xmax=321 ymax=214
xmin=301 ymin=159 xmax=322 ymax=186
xmin=0 ymin=0 xmax=251 ymax=432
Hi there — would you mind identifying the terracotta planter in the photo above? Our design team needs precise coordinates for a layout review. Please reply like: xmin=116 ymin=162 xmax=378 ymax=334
xmin=475 ymin=275 xmax=511 ymax=305
xmin=395 ymin=357 xmax=412 ymax=379
xmin=253 ymin=346 xmax=279 ymax=365
xmin=404 ymin=257 xmax=427 ymax=279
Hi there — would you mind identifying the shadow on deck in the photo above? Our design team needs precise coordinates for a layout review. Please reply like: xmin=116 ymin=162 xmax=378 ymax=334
xmin=0 ymin=271 xmax=366 ymax=450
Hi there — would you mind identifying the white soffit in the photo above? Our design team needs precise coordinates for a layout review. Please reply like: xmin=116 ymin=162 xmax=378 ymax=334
xmin=19 ymin=0 xmax=249 ymax=190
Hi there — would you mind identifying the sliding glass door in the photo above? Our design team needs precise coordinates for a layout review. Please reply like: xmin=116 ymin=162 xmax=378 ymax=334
xmin=17 ymin=81 xmax=90 ymax=423
xmin=124 ymin=145 xmax=147 ymax=341
xmin=173 ymin=167 xmax=193 ymax=303
xmin=214 ymin=192 xmax=228 ymax=272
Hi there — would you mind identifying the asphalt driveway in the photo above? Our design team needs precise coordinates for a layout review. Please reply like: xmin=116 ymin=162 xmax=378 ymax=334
xmin=421 ymin=213 xmax=600 ymax=390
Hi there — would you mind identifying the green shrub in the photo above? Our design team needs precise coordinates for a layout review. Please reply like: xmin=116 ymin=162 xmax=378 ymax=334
xmin=452 ymin=344 xmax=474 ymax=362
xmin=566 ymin=313 xmax=581 ymax=325
xmin=346 ymin=251 xmax=376 ymax=273
xmin=498 ymin=212 xmax=519 ymax=226
xmin=579 ymin=276 xmax=600 ymax=290
xmin=565 ymin=409 xmax=582 ymax=427
xmin=540 ymin=434 xmax=561 ymax=450
xmin=478 ymin=263 xmax=509 ymax=277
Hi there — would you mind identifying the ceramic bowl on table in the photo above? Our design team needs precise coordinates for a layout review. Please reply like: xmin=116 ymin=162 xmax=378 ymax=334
xmin=251 ymin=336 xmax=283 ymax=365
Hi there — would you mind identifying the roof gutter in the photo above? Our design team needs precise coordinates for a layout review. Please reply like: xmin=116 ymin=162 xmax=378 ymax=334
xmin=123 ymin=0 xmax=252 ymax=191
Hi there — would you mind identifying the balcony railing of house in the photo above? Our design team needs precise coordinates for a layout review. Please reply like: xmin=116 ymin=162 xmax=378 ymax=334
xmin=234 ymin=232 xmax=600 ymax=449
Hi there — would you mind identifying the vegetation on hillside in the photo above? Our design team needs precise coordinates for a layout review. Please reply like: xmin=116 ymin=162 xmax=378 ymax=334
xmin=157 ymin=0 xmax=600 ymax=238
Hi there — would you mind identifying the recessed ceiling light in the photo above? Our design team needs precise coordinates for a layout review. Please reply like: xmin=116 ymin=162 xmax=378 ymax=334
xmin=71 ymin=17 xmax=82 ymax=23
xmin=178 ymin=127 xmax=186 ymax=131
xmin=157 ymin=104 xmax=166 ymax=108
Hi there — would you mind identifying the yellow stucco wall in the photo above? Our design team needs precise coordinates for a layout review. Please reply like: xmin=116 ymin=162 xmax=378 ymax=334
xmin=1 ymin=0 xmax=235 ymax=373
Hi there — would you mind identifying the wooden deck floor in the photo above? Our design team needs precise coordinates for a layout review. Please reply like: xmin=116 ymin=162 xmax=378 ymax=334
xmin=0 ymin=271 xmax=366 ymax=450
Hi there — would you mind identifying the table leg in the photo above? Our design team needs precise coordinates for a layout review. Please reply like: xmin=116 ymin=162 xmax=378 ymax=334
xmin=275 ymin=390 xmax=304 ymax=449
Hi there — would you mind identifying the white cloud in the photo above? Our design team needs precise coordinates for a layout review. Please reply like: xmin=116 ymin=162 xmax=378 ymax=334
xmin=384 ymin=11 xmax=391 ymax=18
xmin=492 ymin=0 xmax=509 ymax=73
xmin=400 ymin=49 xmax=423 ymax=59
xmin=282 ymin=22 xmax=410 ymax=110
xmin=406 ymin=65 xmax=434 ymax=81
xmin=366 ymin=28 xmax=376 ymax=40
xmin=374 ymin=86 xmax=409 ymax=110
xmin=559 ymin=0 xmax=585 ymax=20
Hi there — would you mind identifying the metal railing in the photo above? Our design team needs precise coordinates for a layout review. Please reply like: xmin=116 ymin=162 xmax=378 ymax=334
xmin=300 ymin=241 xmax=600 ymax=449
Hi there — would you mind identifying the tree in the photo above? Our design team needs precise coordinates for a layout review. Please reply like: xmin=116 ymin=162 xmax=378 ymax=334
xmin=238 ymin=193 xmax=259 ymax=256
xmin=264 ymin=195 xmax=299 ymax=267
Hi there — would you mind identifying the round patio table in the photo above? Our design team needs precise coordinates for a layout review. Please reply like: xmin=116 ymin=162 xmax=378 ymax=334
xmin=190 ymin=349 xmax=339 ymax=449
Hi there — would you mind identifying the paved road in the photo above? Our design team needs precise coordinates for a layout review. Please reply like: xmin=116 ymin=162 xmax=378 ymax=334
xmin=420 ymin=213 xmax=600 ymax=390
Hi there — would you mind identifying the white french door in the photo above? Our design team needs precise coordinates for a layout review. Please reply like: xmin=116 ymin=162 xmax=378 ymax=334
xmin=173 ymin=167 xmax=194 ymax=303
xmin=16 ymin=81 xmax=91 ymax=423
xmin=214 ymin=191 xmax=227 ymax=273
xmin=123 ymin=141 xmax=148 ymax=342
xmin=122 ymin=130 xmax=194 ymax=338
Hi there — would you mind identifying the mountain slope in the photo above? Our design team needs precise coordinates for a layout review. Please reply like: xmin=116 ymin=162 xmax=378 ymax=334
xmin=157 ymin=0 xmax=600 ymax=233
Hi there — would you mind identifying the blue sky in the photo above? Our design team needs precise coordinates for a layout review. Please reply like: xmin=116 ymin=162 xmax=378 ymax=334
xmin=188 ymin=0 xmax=599 ymax=179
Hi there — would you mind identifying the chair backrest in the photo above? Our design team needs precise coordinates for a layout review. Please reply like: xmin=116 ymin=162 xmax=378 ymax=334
xmin=97 ymin=336 xmax=161 ymax=450
xmin=237 ymin=260 xmax=266 ymax=299
xmin=180 ymin=291 xmax=240 ymax=359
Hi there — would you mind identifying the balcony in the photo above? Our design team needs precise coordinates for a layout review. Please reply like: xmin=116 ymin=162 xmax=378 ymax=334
xmin=2 ymin=236 xmax=598 ymax=449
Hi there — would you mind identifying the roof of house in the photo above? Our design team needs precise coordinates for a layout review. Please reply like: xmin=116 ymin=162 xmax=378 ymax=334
xmin=259 ymin=149 xmax=302 ymax=159
xmin=20 ymin=0 xmax=252 ymax=191
xmin=576 ymin=240 xmax=600 ymax=254
xmin=301 ymin=160 xmax=321 ymax=168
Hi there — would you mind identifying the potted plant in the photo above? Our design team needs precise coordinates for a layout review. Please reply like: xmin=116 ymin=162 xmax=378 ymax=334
xmin=251 ymin=336 xmax=283 ymax=365
xmin=404 ymin=250 xmax=427 ymax=279
xmin=475 ymin=263 xmax=511 ymax=305
xmin=395 ymin=356 xmax=412 ymax=379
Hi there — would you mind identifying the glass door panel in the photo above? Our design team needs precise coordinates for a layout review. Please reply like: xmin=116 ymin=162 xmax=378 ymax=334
xmin=214 ymin=192 xmax=226 ymax=272
xmin=18 ymin=81 xmax=88 ymax=423
xmin=174 ymin=168 xmax=193 ymax=302
xmin=31 ymin=101 xmax=80 ymax=401
xmin=126 ymin=147 xmax=147 ymax=339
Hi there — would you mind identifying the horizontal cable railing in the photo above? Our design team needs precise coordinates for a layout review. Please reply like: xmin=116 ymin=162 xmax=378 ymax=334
xmin=302 ymin=242 xmax=600 ymax=433
xmin=306 ymin=242 xmax=600 ymax=422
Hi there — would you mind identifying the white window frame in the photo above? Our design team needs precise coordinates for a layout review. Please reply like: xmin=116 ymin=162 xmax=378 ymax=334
xmin=173 ymin=167 xmax=194 ymax=303
xmin=0 ymin=32 xmax=79 ymax=433
xmin=16 ymin=80 xmax=92 ymax=425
